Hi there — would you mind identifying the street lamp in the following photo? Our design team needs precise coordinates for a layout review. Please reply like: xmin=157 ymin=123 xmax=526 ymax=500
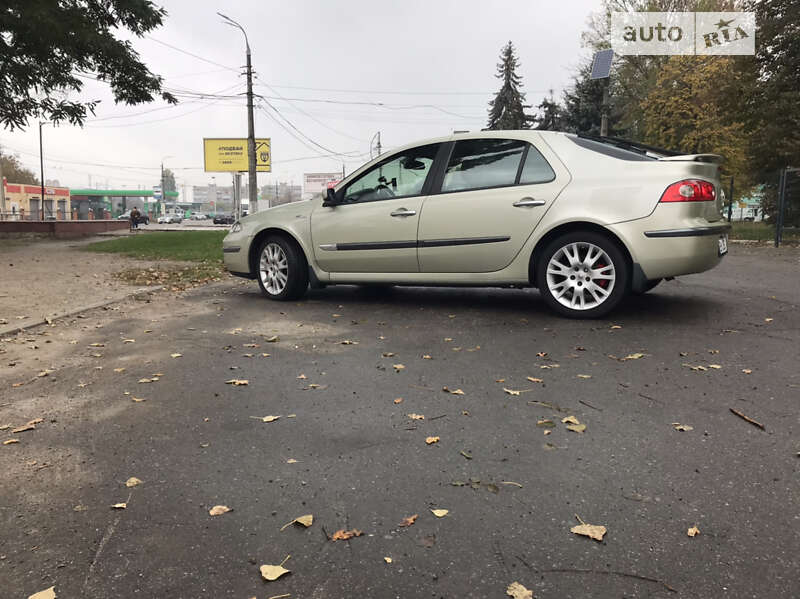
xmin=218 ymin=12 xmax=258 ymax=215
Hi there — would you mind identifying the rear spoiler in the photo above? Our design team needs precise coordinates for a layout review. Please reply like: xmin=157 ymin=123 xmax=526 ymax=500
xmin=658 ymin=154 xmax=724 ymax=164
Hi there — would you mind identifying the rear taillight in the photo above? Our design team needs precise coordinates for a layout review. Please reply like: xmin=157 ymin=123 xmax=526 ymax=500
xmin=659 ymin=179 xmax=716 ymax=203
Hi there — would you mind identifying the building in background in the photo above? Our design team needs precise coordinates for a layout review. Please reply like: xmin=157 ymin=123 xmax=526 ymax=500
xmin=303 ymin=172 xmax=341 ymax=200
xmin=1 ymin=179 xmax=70 ymax=220
xmin=261 ymin=182 xmax=302 ymax=207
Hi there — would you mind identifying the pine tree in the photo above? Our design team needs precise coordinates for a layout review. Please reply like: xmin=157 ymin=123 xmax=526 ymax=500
xmin=486 ymin=42 xmax=534 ymax=130
xmin=561 ymin=65 xmax=607 ymax=136
xmin=534 ymin=95 xmax=564 ymax=131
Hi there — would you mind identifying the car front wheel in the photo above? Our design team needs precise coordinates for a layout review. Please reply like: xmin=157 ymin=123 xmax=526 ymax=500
xmin=536 ymin=231 xmax=629 ymax=318
xmin=256 ymin=236 xmax=308 ymax=301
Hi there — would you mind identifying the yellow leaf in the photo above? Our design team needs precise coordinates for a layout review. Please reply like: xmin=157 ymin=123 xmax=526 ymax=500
xmin=265 ymin=335 xmax=279 ymax=343
xmin=384 ymin=556 xmax=393 ymax=563
xmin=495 ymin=378 xmax=506 ymax=382
xmin=138 ymin=378 xmax=153 ymax=383
xmin=4 ymin=439 xmax=20 ymax=445
xmin=503 ymin=387 xmax=521 ymax=396
xmin=444 ymin=337 xmax=453 ymax=342
xmin=442 ymin=386 xmax=465 ymax=395
xmin=170 ymin=353 xmax=182 ymax=358
xmin=252 ymin=415 xmax=280 ymax=423
xmin=28 ymin=586 xmax=56 ymax=599
xmin=425 ymin=436 xmax=440 ymax=445
xmin=125 ymin=477 xmax=143 ymax=487
xmin=709 ymin=364 xmax=722 ymax=369
xmin=610 ymin=325 xmax=622 ymax=329
xmin=399 ymin=514 xmax=418 ymax=527
xmin=577 ymin=374 xmax=592 ymax=379
xmin=113 ymin=368 xmax=126 ymax=373
xmin=382 ymin=352 xmax=395 ymax=357
xmin=111 ymin=502 xmax=127 ymax=509
xmin=571 ymin=517 xmax=606 ymax=541
xmin=261 ymin=353 xmax=271 ymax=357
xmin=225 ymin=379 xmax=249 ymax=386
xmin=742 ymin=369 xmax=752 ymax=374
xmin=561 ymin=415 xmax=580 ymax=425
xmin=131 ymin=397 xmax=146 ymax=403
xmin=331 ymin=528 xmax=363 ymax=541
xmin=536 ymin=419 xmax=555 ymax=428
xmin=407 ymin=413 xmax=425 ymax=420
xmin=294 ymin=514 xmax=313 ymax=527
xmin=764 ymin=317 xmax=773 ymax=323
xmin=687 ymin=525 xmax=700 ymax=537
xmin=672 ymin=423 xmax=693 ymax=432
xmin=286 ymin=458 xmax=298 ymax=464
xmin=296 ymin=374 xmax=307 ymax=379
xmin=526 ymin=377 xmax=543 ymax=383
xmin=260 ymin=562 xmax=290 ymax=581
xmin=621 ymin=353 xmax=645 ymax=361
xmin=422 ymin=354 xmax=432 ymax=359
xmin=431 ymin=509 xmax=449 ymax=518
xmin=340 ymin=339 xmax=358 ymax=345
xmin=393 ymin=398 xmax=403 ymax=404
xmin=209 ymin=505 xmax=232 ymax=516
xmin=566 ymin=423 xmax=586 ymax=433
xmin=122 ymin=339 xmax=135 ymax=344
xmin=89 ymin=343 xmax=105 ymax=347
xmin=392 ymin=364 xmax=405 ymax=371
xmin=506 ymin=581 xmax=533 ymax=599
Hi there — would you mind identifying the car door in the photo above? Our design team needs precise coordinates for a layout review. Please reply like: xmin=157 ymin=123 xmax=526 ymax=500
xmin=418 ymin=135 xmax=568 ymax=273
xmin=310 ymin=143 xmax=441 ymax=273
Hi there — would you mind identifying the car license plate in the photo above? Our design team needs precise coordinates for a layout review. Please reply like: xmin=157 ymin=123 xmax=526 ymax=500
xmin=718 ymin=234 xmax=728 ymax=256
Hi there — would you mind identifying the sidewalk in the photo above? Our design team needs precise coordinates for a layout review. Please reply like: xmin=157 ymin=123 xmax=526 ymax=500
xmin=0 ymin=237 xmax=161 ymax=334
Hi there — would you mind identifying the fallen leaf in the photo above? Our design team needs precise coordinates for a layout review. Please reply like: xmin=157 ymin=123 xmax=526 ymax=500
xmin=125 ymin=477 xmax=143 ymax=487
xmin=536 ymin=419 xmax=555 ymax=428
xmin=442 ymin=386 xmax=464 ymax=395
xmin=672 ymin=422 xmax=693 ymax=432
xmin=3 ymin=439 xmax=20 ymax=445
xmin=340 ymin=339 xmax=359 ymax=345
xmin=425 ymin=436 xmax=440 ymax=445
xmin=138 ymin=378 xmax=154 ymax=383
xmin=384 ymin=556 xmax=393 ymax=563
xmin=503 ymin=387 xmax=521 ymax=396
xmin=286 ymin=458 xmax=298 ymax=464
xmin=12 ymin=418 xmax=43 ymax=434
xmin=683 ymin=363 xmax=708 ymax=371
xmin=526 ymin=377 xmax=543 ymax=383
xmin=709 ymin=364 xmax=722 ymax=369
xmin=209 ymin=505 xmax=232 ymax=516
xmin=687 ymin=525 xmax=700 ymax=537
xmin=393 ymin=398 xmax=403 ymax=404
xmin=431 ymin=509 xmax=449 ymax=518
xmin=764 ymin=317 xmax=773 ymax=323
xmin=243 ymin=343 xmax=260 ymax=348
xmin=610 ymin=324 xmax=622 ymax=329
xmin=561 ymin=415 xmax=580 ymax=425
xmin=225 ymin=379 xmax=249 ymax=386
xmin=381 ymin=352 xmax=395 ymax=358
xmin=296 ymin=374 xmax=307 ymax=380
xmin=577 ymin=374 xmax=592 ymax=379
xmin=261 ymin=353 xmax=271 ymax=357
xmin=422 ymin=354 xmax=432 ymax=359
xmin=122 ymin=339 xmax=135 ymax=344
xmin=111 ymin=502 xmax=127 ymax=509
xmin=506 ymin=581 xmax=533 ymax=599
xmin=265 ymin=335 xmax=279 ymax=343
xmin=495 ymin=378 xmax=506 ymax=383
xmin=260 ymin=557 xmax=291 ymax=581
xmin=28 ymin=586 xmax=56 ymax=599
xmin=280 ymin=513 xmax=313 ymax=530
xmin=460 ymin=450 xmax=472 ymax=460
xmin=444 ymin=337 xmax=453 ymax=342
xmin=392 ymin=364 xmax=405 ymax=371
xmin=742 ymin=369 xmax=752 ymax=374
xmin=89 ymin=343 xmax=105 ymax=347
xmin=113 ymin=367 xmax=126 ymax=373
xmin=407 ymin=413 xmax=425 ymax=420
xmin=331 ymin=528 xmax=363 ymax=541
xmin=566 ymin=423 xmax=587 ymax=433
xmin=620 ymin=352 xmax=645 ymax=361
xmin=399 ymin=514 xmax=418 ymax=527
xmin=252 ymin=415 xmax=281 ymax=423
xmin=170 ymin=353 xmax=182 ymax=358
xmin=571 ymin=515 xmax=606 ymax=541
xmin=131 ymin=397 xmax=146 ymax=403
xmin=501 ymin=481 xmax=523 ymax=488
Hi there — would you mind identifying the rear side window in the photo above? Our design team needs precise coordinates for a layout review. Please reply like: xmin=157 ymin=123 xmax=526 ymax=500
xmin=519 ymin=145 xmax=556 ymax=184
xmin=441 ymin=138 xmax=525 ymax=192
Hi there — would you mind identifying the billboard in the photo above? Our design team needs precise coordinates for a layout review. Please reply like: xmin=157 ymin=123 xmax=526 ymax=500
xmin=204 ymin=138 xmax=271 ymax=172
xmin=303 ymin=172 xmax=341 ymax=196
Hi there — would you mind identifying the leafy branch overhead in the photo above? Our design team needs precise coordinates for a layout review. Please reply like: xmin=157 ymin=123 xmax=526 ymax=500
xmin=0 ymin=0 xmax=177 ymax=129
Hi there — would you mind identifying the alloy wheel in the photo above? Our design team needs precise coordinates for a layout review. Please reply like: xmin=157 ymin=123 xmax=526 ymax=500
xmin=259 ymin=242 xmax=289 ymax=295
xmin=546 ymin=241 xmax=616 ymax=310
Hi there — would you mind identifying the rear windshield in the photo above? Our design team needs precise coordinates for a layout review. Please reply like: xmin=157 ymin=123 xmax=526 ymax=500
xmin=567 ymin=136 xmax=655 ymax=161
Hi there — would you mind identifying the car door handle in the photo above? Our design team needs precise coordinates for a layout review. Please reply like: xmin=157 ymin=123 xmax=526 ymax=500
xmin=390 ymin=208 xmax=416 ymax=217
xmin=513 ymin=198 xmax=546 ymax=207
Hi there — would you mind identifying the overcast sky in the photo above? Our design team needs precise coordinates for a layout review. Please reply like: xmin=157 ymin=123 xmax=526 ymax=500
xmin=0 ymin=0 xmax=598 ymax=196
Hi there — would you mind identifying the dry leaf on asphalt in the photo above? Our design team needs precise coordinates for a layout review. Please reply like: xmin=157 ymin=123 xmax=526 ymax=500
xmin=422 ymin=354 xmax=432 ymax=359
xmin=566 ymin=423 xmax=586 ymax=433
xmin=392 ymin=364 xmax=405 ymax=371
xmin=340 ymin=339 xmax=359 ymax=345
xmin=709 ymin=364 xmax=722 ymax=369
xmin=331 ymin=528 xmax=363 ymax=541
xmin=561 ymin=416 xmax=580 ymax=425
xmin=131 ymin=397 xmax=146 ymax=402
xmin=111 ymin=502 xmax=127 ymax=509
xmin=526 ymin=377 xmax=543 ymax=383
xmin=122 ymin=339 xmax=135 ymax=344
xmin=251 ymin=415 xmax=281 ymax=423
xmin=170 ymin=353 xmax=182 ymax=358
xmin=260 ymin=555 xmax=291 ymax=580
xmin=506 ymin=581 xmax=533 ymax=599
xmin=442 ymin=386 xmax=464 ymax=395
xmin=280 ymin=514 xmax=313 ymax=530
xmin=296 ymin=374 xmax=307 ymax=380
xmin=672 ymin=423 xmax=693 ymax=432
xmin=764 ymin=317 xmax=773 ymax=323
xmin=399 ymin=514 xmax=418 ymax=527
xmin=113 ymin=367 xmax=126 ymax=373
xmin=209 ymin=505 xmax=232 ymax=516
xmin=577 ymin=374 xmax=592 ymax=379
xmin=431 ymin=509 xmax=449 ymax=518
xmin=89 ymin=343 xmax=104 ymax=347
xmin=503 ymin=387 xmax=523 ymax=396
xmin=382 ymin=352 xmax=395 ymax=357
xmin=12 ymin=418 xmax=43 ymax=433
xmin=4 ymin=439 xmax=20 ymax=445
xmin=570 ymin=515 xmax=606 ymax=541
xmin=384 ymin=556 xmax=393 ymax=563
xmin=536 ymin=419 xmax=555 ymax=428
xmin=28 ymin=586 xmax=56 ymax=599
xmin=425 ymin=436 xmax=440 ymax=445
xmin=408 ymin=413 xmax=425 ymax=420
xmin=620 ymin=353 xmax=646 ymax=361
xmin=683 ymin=363 xmax=708 ymax=371
xmin=286 ymin=458 xmax=298 ymax=464
xmin=393 ymin=398 xmax=403 ymax=404
xmin=687 ymin=525 xmax=700 ymax=537
xmin=742 ymin=369 xmax=752 ymax=374
xmin=125 ymin=477 xmax=143 ymax=487
xmin=265 ymin=335 xmax=279 ymax=342
xmin=225 ymin=379 xmax=249 ymax=386
xmin=610 ymin=324 xmax=622 ymax=329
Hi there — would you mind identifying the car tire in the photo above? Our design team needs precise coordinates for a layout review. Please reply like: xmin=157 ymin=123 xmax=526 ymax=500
xmin=632 ymin=278 xmax=661 ymax=295
xmin=536 ymin=231 xmax=629 ymax=319
xmin=256 ymin=236 xmax=309 ymax=301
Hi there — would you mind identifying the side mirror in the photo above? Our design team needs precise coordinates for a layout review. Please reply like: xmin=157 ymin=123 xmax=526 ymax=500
xmin=323 ymin=187 xmax=339 ymax=207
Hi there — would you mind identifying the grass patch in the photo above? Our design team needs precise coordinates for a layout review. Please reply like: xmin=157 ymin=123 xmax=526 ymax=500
xmin=729 ymin=222 xmax=800 ymax=242
xmin=85 ymin=231 xmax=227 ymax=262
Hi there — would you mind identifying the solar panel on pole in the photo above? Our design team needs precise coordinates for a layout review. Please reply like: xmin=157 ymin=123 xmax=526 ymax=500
xmin=590 ymin=49 xmax=614 ymax=80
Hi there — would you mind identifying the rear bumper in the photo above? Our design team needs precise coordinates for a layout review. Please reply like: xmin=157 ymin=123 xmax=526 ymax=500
xmin=643 ymin=224 xmax=731 ymax=238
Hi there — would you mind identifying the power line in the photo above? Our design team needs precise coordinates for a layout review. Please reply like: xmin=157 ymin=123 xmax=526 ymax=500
xmin=144 ymin=35 xmax=240 ymax=73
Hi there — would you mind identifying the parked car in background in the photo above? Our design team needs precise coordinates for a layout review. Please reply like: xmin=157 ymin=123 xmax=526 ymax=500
xmin=117 ymin=210 xmax=149 ymax=225
xmin=191 ymin=213 xmax=208 ymax=220
xmin=223 ymin=130 xmax=731 ymax=318
xmin=158 ymin=213 xmax=183 ymax=224
xmin=213 ymin=213 xmax=235 ymax=225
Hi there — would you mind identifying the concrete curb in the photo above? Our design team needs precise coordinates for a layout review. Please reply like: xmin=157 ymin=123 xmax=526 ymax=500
xmin=0 ymin=287 xmax=156 ymax=338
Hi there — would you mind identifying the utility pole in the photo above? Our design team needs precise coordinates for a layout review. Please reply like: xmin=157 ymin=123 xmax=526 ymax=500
xmin=39 ymin=121 xmax=46 ymax=220
xmin=218 ymin=12 xmax=258 ymax=215
xmin=0 ymin=157 xmax=5 ymax=219
xmin=376 ymin=131 xmax=382 ymax=156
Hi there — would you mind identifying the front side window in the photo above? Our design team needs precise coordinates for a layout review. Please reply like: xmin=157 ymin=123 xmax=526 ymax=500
xmin=343 ymin=143 xmax=439 ymax=204
xmin=441 ymin=138 xmax=526 ymax=193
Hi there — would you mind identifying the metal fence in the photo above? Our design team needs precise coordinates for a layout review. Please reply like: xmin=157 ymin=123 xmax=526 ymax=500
xmin=774 ymin=167 xmax=800 ymax=247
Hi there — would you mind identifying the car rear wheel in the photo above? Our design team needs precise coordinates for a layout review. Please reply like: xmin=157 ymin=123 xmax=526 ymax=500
xmin=536 ymin=231 xmax=629 ymax=318
xmin=256 ymin=236 xmax=308 ymax=301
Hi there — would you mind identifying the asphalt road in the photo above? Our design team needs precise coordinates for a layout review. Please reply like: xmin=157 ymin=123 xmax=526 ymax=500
xmin=1 ymin=243 xmax=798 ymax=599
